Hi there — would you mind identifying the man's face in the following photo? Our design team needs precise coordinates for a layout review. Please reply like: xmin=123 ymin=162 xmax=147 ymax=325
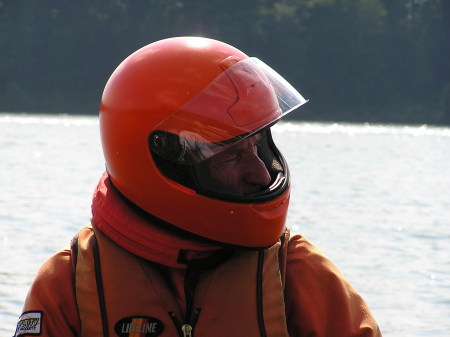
xmin=205 ymin=134 xmax=271 ymax=194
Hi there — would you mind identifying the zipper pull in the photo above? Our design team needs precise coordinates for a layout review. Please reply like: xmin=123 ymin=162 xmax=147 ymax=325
xmin=168 ymin=309 xmax=200 ymax=337
xmin=181 ymin=324 xmax=193 ymax=337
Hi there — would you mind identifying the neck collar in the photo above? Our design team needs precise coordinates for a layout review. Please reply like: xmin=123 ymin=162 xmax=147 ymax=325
xmin=91 ymin=172 xmax=226 ymax=268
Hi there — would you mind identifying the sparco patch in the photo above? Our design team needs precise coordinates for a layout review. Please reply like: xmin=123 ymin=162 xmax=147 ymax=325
xmin=14 ymin=311 xmax=42 ymax=337
xmin=115 ymin=316 xmax=164 ymax=337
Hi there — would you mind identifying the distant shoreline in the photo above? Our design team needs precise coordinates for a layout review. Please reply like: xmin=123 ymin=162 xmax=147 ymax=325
xmin=1 ymin=111 xmax=448 ymax=128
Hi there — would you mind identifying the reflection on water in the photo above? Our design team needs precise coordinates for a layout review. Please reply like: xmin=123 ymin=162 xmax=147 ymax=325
xmin=1 ymin=114 xmax=449 ymax=336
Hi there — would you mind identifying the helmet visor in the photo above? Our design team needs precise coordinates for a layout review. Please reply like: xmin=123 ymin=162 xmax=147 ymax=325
xmin=150 ymin=57 xmax=307 ymax=165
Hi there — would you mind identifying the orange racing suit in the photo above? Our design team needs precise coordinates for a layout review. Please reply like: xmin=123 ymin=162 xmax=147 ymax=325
xmin=15 ymin=173 xmax=382 ymax=337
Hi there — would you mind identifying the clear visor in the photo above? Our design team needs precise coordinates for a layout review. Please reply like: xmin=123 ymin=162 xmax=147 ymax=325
xmin=150 ymin=57 xmax=307 ymax=165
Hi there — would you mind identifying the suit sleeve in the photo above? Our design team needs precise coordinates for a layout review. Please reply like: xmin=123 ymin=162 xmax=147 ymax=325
xmin=15 ymin=249 xmax=81 ymax=337
xmin=284 ymin=234 xmax=382 ymax=337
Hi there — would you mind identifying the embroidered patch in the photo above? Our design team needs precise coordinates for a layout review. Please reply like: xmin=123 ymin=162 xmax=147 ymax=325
xmin=115 ymin=316 xmax=165 ymax=337
xmin=14 ymin=311 xmax=42 ymax=337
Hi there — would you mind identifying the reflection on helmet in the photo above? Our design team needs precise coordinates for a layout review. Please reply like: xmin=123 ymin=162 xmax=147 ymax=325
xmin=100 ymin=36 xmax=307 ymax=248
xmin=151 ymin=57 xmax=305 ymax=151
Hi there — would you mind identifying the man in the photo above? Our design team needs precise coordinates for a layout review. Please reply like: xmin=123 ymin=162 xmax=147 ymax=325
xmin=15 ymin=36 xmax=381 ymax=336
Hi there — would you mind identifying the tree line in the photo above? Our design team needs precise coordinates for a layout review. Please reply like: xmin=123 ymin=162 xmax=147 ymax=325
xmin=0 ymin=0 xmax=449 ymax=125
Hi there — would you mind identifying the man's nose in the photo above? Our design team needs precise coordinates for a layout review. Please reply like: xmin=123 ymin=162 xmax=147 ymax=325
xmin=242 ymin=152 xmax=271 ymax=188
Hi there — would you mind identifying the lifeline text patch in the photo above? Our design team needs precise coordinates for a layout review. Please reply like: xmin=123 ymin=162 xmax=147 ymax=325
xmin=14 ymin=311 xmax=42 ymax=337
xmin=115 ymin=316 xmax=164 ymax=337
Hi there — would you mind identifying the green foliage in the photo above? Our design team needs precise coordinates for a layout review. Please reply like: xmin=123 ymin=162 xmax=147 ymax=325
xmin=0 ymin=0 xmax=448 ymax=125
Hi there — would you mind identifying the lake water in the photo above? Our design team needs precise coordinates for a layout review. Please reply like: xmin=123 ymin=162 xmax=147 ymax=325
xmin=1 ymin=113 xmax=449 ymax=336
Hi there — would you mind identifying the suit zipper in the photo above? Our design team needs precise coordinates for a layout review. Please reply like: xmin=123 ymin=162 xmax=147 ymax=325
xmin=169 ymin=309 xmax=200 ymax=337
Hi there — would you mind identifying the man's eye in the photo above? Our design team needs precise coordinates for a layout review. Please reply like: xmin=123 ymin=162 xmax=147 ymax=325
xmin=219 ymin=154 xmax=239 ymax=164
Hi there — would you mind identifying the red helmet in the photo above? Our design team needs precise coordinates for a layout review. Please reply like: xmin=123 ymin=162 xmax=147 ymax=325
xmin=100 ymin=37 xmax=307 ymax=248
